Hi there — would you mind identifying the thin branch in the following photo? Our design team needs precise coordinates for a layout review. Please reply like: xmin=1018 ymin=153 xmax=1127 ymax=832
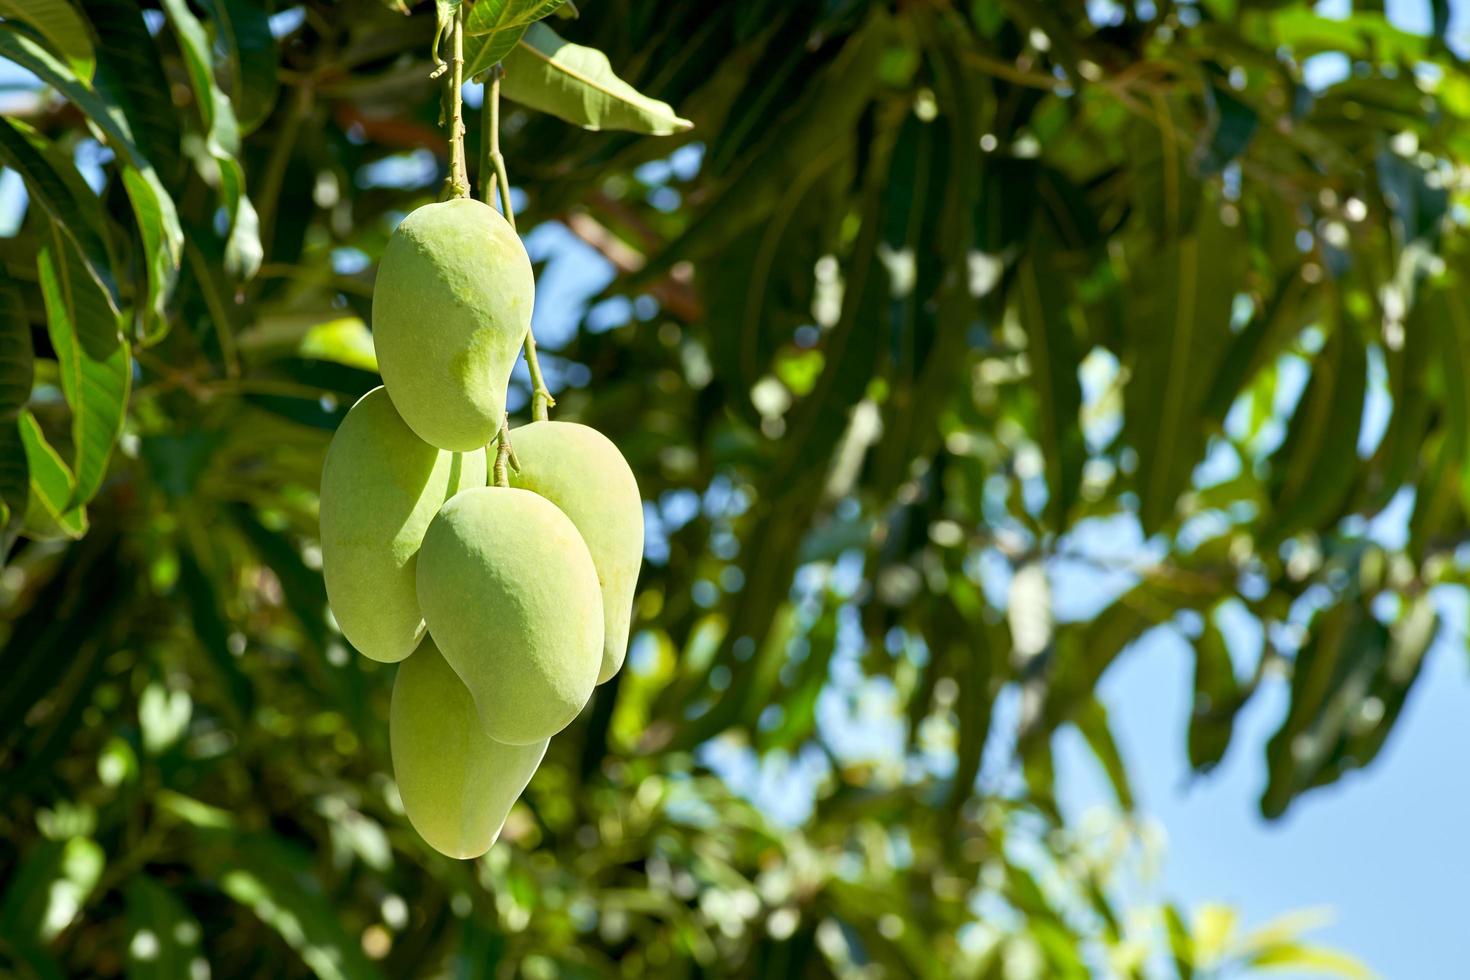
xmin=485 ymin=65 xmax=554 ymax=422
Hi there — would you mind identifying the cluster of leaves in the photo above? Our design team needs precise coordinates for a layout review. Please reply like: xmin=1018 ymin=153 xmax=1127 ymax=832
xmin=0 ymin=0 xmax=1459 ymax=975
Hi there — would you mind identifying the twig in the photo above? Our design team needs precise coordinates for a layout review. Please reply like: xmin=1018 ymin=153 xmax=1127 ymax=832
xmin=484 ymin=65 xmax=554 ymax=422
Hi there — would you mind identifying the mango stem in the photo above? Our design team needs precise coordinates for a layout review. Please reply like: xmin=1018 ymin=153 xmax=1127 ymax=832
xmin=483 ymin=65 xmax=554 ymax=423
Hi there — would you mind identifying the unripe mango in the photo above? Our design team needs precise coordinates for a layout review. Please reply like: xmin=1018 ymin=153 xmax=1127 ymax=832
xmin=508 ymin=421 xmax=643 ymax=683
xmin=373 ymin=198 xmax=534 ymax=451
xmin=320 ymin=387 xmax=485 ymax=663
xmin=416 ymin=486 xmax=603 ymax=745
xmin=390 ymin=636 xmax=547 ymax=859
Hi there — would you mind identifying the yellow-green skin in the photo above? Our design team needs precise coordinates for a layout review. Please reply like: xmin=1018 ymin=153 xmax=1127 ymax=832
xmin=508 ymin=421 xmax=644 ymax=684
xmin=416 ymin=486 xmax=603 ymax=745
xmin=320 ymin=387 xmax=486 ymax=663
xmin=390 ymin=636 xmax=547 ymax=859
xmin=373 ymin=198 xmax=534 ymax=451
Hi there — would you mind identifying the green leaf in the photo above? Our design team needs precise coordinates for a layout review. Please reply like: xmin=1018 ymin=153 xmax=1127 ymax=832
xmin=0 ymin=837 xmax=104 ymax=943
xmin=87 ymin=0 xmax=183 ymax=181
xmin=1126 ymin=203 xmax=1243 ymax=533
xmin=1073 ymin=695 xmax=1133 ymax=811
xmin=0 ymin=285 xmax=32 ymax=533
xmin=18 ymin=410 xmax=86 ymax=540
xmin=1247 ymin=943 xmax=1375 ymax=979
xmin=1259 ymin=596 xmax=1427 ymax=820
xmin=0 ymin=27 xmax=183 ymax=341
xmin=196 ymin=831 xmax=385 ymax=980
xmin=1262 ymin=312 xmax=1367 ymax=545
xmin=1015 ymin=241 xmax=1084 ymax=530
xmin=648 ymin=12 xmax=893 ymax=270
xmin=198 ymin=0 xmax=279 ymax=134
xmin=37 ymin=219 xmax=131 ymax=509
xmin=1127 ymin=94 xmax=1200 ymax=241
xmin=501 ymin=22 xmax=692 ymax=135
xmin=0 ymin=0 xmax=94 ymax=81
xmin=125 ymin=877 xmax=206 ymax=980
xmin=160 ymin=0 xmax=262 ymax=280
xmin=463 ymin=0 xmax=565 ymax=76
xmin=1188 ymin=616 xmax=1242 ymax=773
xmin=0 ymin=118 xmax=120 ymax=312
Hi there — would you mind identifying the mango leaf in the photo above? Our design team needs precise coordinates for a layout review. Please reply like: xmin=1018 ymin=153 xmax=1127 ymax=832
xmin=160 ymin=0 xmax=262 ymax=280
xmin=18 ymin=410 xmax=86 ymax=539
xmin=1260 ymin=594 xmax=1434 ymax=819
xmin=0 ymin=837 xmax=104 ymax=944
xmin=1126 ymin=94 xmax=1200 ymax=241
xmin=0 ymin=28 xmax=183 ymax=341
xmin=199 ymin=0 xmax=278 ymax=134
xmin=1073 ymin=695 xmax=1133 ymax=810
xmin=87 ymin=0 xmax=183 ymax=181
xmin=37 ymin=220 xmax=131 ymax=509
xmin=648 ymin=12 xmax=892 ymax=271
xmin=1126 ymin=203 xmax=1243 ymax=533
xmin=1015 ymin=240 xmax=1084 ymax=530
xmin=0 ymin=0 xmax=94 ymax=81
xmin=0 ymin=118 xmax=120 ymax=312
xmin=463 ymin=0 xmax=565 ymax=76
xmin=1261 ymin=312 xmax=1367 ymax=545
xmin=501 ymin=22 xmax=692 ymax=134
xmin=0 ymin=284 xmax=31 ymax=533
xmin=195 ymin=830 xmax=385 ymax=980
xmin=125 ymin=877 xmax=207 ymax=980
xmin=1188 ymin=616 xmax=1242 ymax=772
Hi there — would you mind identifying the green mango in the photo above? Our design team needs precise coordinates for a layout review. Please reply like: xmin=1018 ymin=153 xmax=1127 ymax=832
xmin=320 ymin=387 xmax=485 ymax=663
xmin=390 ymin=636 xmax=547 ymax=859
xmin=416 ymin=486 xmax=603 ymax=745
xmin=508 ymin=421 xmax=643 ymax=683
xmin=373 ymin=198 xmax=533 ymax=451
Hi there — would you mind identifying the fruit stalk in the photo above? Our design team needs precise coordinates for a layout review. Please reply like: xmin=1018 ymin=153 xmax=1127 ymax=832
xmin=445 ymin=6 xmax=469 ymax=199
xmin=492 ymin=414 xmax=513 ymax=488
xmin=485 ymin=65 xmax=554 ymax=422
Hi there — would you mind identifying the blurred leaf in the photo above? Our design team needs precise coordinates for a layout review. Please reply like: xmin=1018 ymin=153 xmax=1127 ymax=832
xmin=125 ymin=877 xmax=206 ymax=980
xmin=0 ymin=283 xmax=32 ymax=535
xmin=649 ymin=11 xmax=892 ymax=269
xmin=0 ymin=118 xmax=120 ymax=312
xmin=176 ymin=541 xmax=255 ymax=720
xmin=0 ymin=0 xmax=94 ymax=81
xmin=501 ymin=22 xmax=692 ymax=134
xmin=160 ymin=0 xmax=262 ymax=280
xmin=1200 ymin=76 xmax=1258 ymax=175
xmin=1262 ymin=310 xmax=1367 ymax=545
xmin=197 ymin=831 xmax=384 ymax=980
xmin=1188 ymin=616 xmax=1242 ymax=773
xmin=0 ymin=28 xmax=182 ymax=339
xmin=0 ymin=837 xmax=104 ymax=943
xmin=199 ymin=0 xmax=279 ymax=134
xmin=86 ymin=0 xmax=183 ymax=181
xmin=36 ymin=219 xmax=131 ymax=509
xmin=1260 ymin=593 xmax=1433 ymax=820
xmin=1126 ymin=202 xmax=1243 ymax=533
xmin=1073 ymin=695 xmax=1133 ymax=810
xmin=1127 ymin=94 xmax=1200 ymax=240
xmin=1015 ymin=240 xmax=1084 ymax=530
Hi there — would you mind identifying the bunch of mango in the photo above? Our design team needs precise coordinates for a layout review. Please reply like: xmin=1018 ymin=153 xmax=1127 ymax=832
xmin=319 ymin=199 xmax=642 ymax=858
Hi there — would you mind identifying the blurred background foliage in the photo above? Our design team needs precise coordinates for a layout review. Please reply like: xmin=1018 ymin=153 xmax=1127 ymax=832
xmin=0 ymin=0 xmax=1462 ymax=975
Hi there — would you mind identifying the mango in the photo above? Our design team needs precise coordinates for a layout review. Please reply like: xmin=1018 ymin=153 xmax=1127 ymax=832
xmin=373 ymin=198 xmax=534 ymax=451
xmin=416 ymin=486 xmax=603 ymax=745
xmin=508 ymin=421 xmax=643 ymax=683
xmin=390 ymin=636 xmax=546 ymax=859
xmin=319 ymin=387 xmax=485 ymax=663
